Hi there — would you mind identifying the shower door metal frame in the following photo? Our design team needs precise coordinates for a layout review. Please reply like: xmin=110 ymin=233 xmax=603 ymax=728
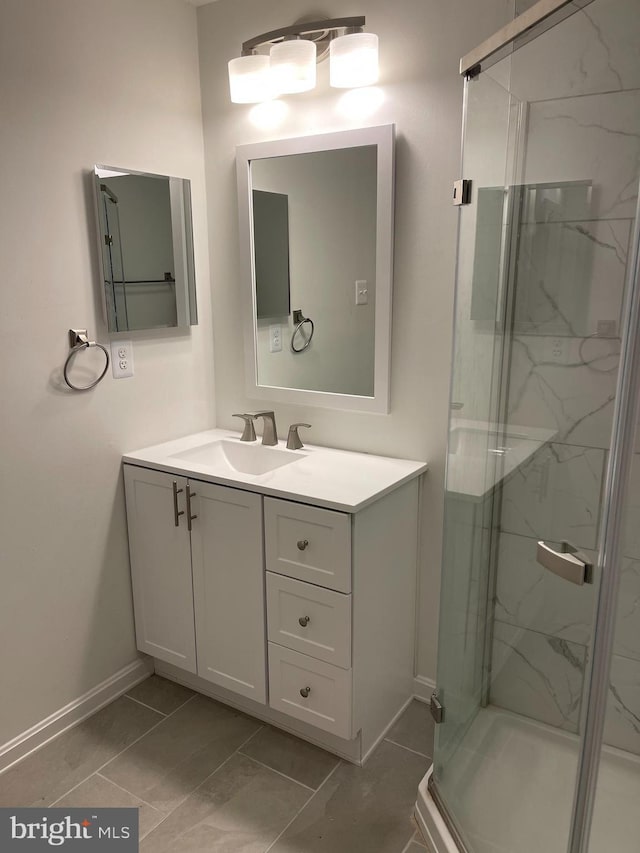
xmin=460 ymin=0 xmax=595 ymax=76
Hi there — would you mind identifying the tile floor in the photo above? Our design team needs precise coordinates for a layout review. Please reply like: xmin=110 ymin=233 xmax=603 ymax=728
xmin=0 ymin=676 xmax=434 ymax=853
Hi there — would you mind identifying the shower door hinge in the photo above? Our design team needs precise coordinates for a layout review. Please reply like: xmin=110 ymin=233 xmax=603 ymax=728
xmin=430 ymin=692 xmax=445 ymax=724
xmin=453 ymin=179 xmax=472 ymax=206
xmin=104 ymin=234 xmax=113 ymax=246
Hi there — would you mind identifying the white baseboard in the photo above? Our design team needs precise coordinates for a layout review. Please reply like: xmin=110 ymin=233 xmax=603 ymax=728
xmin=0 ymin=657 xmax=154 ymax=775
xmin=360 ymin=694 xmax=414 ymax=765
xmin=414 ymin=675 xmax=436 ymax=703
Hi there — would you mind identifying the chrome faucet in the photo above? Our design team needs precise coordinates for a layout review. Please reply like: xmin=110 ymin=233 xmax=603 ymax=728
xmin=254 ymin=411 xmax=278 ymax=446
xmin=232 ymin=413 xmax=257 ymax=442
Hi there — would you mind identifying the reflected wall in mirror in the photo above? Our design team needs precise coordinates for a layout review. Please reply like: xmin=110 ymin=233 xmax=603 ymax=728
xmin=237 ymin=125 xmax=394 ymax=414
xmin=93 ymin=166 xmax=197 ymax=333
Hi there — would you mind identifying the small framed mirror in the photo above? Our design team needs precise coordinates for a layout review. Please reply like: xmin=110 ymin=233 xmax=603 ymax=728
xmin=236 ymin=124 xmax=395 ymax=413
xmin=93 ymin=165 xmax=197 ymax=333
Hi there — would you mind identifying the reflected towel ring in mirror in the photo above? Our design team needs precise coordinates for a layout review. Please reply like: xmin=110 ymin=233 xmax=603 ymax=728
xmin=63 ymin=328 xmax=110 ymax=391
xmin=291 ymin=309 xmax=314 ymax=353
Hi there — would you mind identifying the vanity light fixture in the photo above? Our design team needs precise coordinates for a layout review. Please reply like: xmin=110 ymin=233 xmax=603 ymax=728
xmin=228 ymin=54 xmax=272 ymax=104
xmin=270 ymin=38 xmax=317 ymax=95
xmin=330 ymin=31 xmax=379 ymax=88
xmin=228 ymin=16 xmax=379 ymax=104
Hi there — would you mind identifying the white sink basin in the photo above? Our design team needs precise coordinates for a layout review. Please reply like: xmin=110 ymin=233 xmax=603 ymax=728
xmin=170 ymin=440 xmax=302 ymax=475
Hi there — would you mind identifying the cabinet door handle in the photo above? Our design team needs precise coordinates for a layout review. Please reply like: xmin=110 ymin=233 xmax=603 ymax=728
xmin=298 ymin=615 xmax=310 ymax=627
xmin=299 ymin=686 xmax=311 ymax=698
xmin=186 ymin=484 xmax=198 ymax=532
xmin=297 ymin=539 xmax=309 ymax=551
xmin=172 ymin=481 xmax=184 ymax=527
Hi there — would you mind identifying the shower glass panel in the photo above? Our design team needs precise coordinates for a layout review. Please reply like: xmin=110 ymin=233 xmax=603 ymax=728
xmin=430 ymin=1 xmax=640 ymax=852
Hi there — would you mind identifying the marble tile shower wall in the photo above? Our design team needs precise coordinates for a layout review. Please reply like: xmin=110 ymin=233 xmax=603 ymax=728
xmin=489 ymin=19 xmax=640 ymax=754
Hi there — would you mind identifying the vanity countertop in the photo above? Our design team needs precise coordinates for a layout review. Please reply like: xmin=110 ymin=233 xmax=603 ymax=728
xmin=123 ymin=429 xmax=428 ymax=513
xmin=446 ymin=419 xmax=556 ymax=500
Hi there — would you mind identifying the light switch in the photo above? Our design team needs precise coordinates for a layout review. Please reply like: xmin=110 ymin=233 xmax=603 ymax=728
xmin=355 ymin=280 xmax=368 ymax=305
xmin=269 ymin=325 xmax=282 ymax=353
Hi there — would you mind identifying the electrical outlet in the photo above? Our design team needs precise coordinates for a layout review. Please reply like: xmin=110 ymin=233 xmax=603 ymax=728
xmin=110 ymin=340 xmax=134 ymax=378
xmin=269 ymin=325 xmax=282 ymax=353
xmin=547 ymin=336 xmax=566 ymax=363
xmin=355 ymin=280 xmax=368 ymax=305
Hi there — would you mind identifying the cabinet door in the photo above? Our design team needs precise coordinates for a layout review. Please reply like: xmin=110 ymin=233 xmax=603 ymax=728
xmin=190 ymin=481 xmax=266 ymax=703
xmin=123 ymin=465 xmax=197 ymax=673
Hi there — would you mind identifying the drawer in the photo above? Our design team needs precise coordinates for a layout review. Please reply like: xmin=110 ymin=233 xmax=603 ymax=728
xmin=264 ymin=497 xmax=351 ymax=593
xmin=266 ymin=572 xmax=351 ymax=668
xmin=268 ymin=643 xmax=352 ymax=739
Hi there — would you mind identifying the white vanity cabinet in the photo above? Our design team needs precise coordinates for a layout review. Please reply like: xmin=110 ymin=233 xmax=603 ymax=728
xmin=124 ymin=468 xmax=197 ymax=673
xmin=123 ymin=465 xmax=266 ymax=703
xmin=122 ymin=429 xmax=427 ymax=764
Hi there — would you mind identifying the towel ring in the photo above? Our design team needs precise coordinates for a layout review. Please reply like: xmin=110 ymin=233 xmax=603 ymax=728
xmin=291 ymin=310 xmax=315 ymax=354
xmin=63 ymin=329 xmax=110 ymax=391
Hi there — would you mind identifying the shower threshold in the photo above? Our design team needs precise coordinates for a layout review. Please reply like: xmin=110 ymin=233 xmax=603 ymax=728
xmin=415 ymin=707 xmax=640 ymax=853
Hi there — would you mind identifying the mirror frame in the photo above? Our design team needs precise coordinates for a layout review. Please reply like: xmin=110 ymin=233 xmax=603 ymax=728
xmin=236 ymin=124 xmax=395 ymax=414
xmin=92 ymin=165 xmax=198 ymax=334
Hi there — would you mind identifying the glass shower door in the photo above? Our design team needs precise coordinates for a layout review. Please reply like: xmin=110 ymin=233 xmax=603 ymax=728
xmin=430 ymin=2 xmax=640 ymax=852
xmin=432 ymin=67 xmax=517 ymax=772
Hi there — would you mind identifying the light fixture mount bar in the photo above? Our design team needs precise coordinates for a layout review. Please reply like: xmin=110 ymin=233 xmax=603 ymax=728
xmin=241 ymin=16 xmax=366 ymax=55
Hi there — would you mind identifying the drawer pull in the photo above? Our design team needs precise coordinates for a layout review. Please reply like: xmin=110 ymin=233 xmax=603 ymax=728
xmin=297 ymin=539 xmax=309 ymax=551
xmin=299 ymin=686 xmax=311 ymax=698
xmin=298 ymin=615 xmax=310 ymax=627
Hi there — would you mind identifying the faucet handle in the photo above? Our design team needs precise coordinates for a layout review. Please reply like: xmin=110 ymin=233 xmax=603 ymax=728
xmin=232 ymin=413 xmax=257 ymax=443
xmin=286 ymin=423 xmax=311 ymax=450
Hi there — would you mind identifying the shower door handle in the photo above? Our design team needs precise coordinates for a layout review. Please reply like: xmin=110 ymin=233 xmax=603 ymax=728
xmin=536 ymin=541 xmax=593 ymax=586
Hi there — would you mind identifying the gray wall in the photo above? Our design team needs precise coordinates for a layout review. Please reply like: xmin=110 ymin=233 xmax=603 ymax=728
xmin=0 ymin=0 xmax=214 ymax=748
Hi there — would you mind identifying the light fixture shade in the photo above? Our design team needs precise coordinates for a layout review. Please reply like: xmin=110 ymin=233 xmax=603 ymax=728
xmin=330 ymin=32 xmax=379 ymax=88
xmin=270 ymin=39 xmax=316 ymax=95
xmin=228 ymin=54 xmax=272 ymax=104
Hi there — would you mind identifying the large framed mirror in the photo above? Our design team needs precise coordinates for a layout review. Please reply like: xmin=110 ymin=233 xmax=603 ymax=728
xmin=236 ymin=124 xmax=395 ymax=413
xmin=93 ymin=165 xmax=198 ymax=333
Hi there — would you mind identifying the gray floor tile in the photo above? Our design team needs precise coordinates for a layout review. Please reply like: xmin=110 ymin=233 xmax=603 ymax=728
xmin=386 ymin=700 xmax=434 ymax=758
xmin=239 ymin=726 xmax=339 ymax=790
xmin=126 ymin=675 xmax=195 ymax=716
xmin=101 ymin=695 xmax=262 ymax=814
xmin=141 ymin=752 xmax=310 ymax=852
xmin=406 ymin=843 xmax=427 ymax=852
xmin=410 ymin=815 xmax=427 ymax=840
xmin=269 ymin=740 xmax=429 ymax=853
xmin=54 ymin=773 xmax=164 ymax=838
xmin=0 ymin=696 xmax=163 ymax=808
